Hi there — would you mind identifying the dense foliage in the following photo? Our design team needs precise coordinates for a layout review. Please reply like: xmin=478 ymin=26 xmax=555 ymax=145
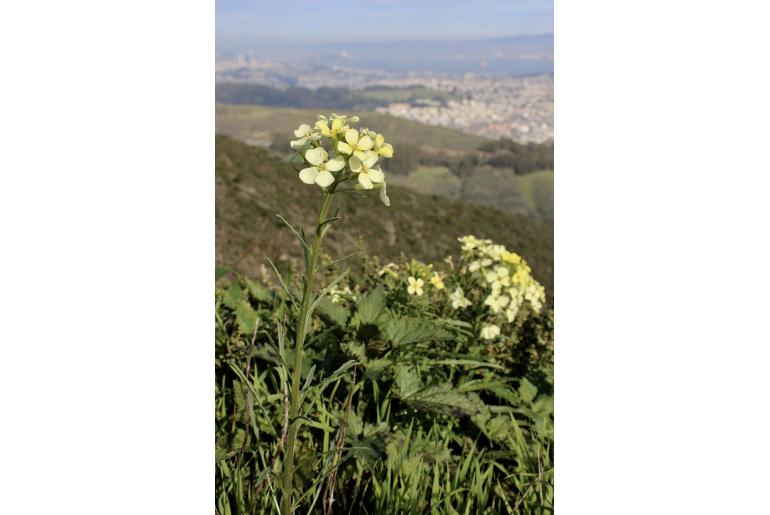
xmin=477 ymin=139 xmax=554 ymax=176
xmin=216 ymin=236 xmax=554 ymax=513
xmin=216 ymin=84 xmax=458 ymax=112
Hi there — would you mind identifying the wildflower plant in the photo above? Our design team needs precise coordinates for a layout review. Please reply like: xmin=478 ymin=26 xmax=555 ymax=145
xmin=275 ymin=114 xmax=393 ymax=513
xmin=215 ymin=232 xmax=553 ymax=514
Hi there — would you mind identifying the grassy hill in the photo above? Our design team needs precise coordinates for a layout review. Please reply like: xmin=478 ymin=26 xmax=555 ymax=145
xmin=216 ymin=134 xmax=553 ymax=298
xmin=215 ymin=104 xmax=488 ymax=151
xmin=389 ymin=165 xmax=553 ymax=222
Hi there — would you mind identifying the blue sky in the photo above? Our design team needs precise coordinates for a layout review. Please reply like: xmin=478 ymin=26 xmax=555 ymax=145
xmin=216 ymin=0 xmax=553 ymax=45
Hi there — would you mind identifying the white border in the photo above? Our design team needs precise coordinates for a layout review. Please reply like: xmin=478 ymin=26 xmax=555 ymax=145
xmin=0 ymin=1 xmax=213 ymax=512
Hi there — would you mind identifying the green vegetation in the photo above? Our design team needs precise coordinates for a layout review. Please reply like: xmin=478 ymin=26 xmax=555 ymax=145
xmin=215 ymin=83 xmax=461 ymax=112
xmin=216 ymin=135 xmax=553 ymax=299
xmin=514 ymin=171 xmax=554 ymax=223
xmin=216 ymin=104 xmax=555 ymax=222
xmin=478 ymin=138 xmax=554 ymax=175
xmin=389 ymin=165 xmax=462 ymax=200
xmin=216 ymin=239 xmax=554 ymax=514
xmin=216 ymin=108 xmax=555 ymax=513
xmin=385 ymin=165 xmax=553 ymax=222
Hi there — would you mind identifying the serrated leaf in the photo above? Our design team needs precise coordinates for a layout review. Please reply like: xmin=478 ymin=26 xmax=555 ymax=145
xmin=394 ymin=364 xmax=423 ymax=398
xmin=353 ymin=287 xmax=386 ymax=325
xmin=222 ymin=284 xmax=243 ymax=309
xmin=380 ymin=315 xmax=453 ymax=346
xmin=244 ymin=278 xmax=272 ymax=303
xmin=346 ymin=409 xmax=363 ymax=438
xmin=364 ymin=358 xmax=390 ymax=381
xmin=459 ymin=379 xmax=519 ymax=404
xmin=315 ymin=296 xmax=349 ymax=326
xmin=235 ymin=300 xmax=258 ymax=334
xmin=405 ymin=383 xmax=484 ymax=417
xmin=485 ymin=415 xmax=514 ymax=442
xmin=518 ymin=377 xmax=538 ymax=403
xmin=215 ymin=266 xmax=231 ymax=281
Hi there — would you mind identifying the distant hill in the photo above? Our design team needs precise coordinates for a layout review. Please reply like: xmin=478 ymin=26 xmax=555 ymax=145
xmin=215 ymin=103 xmax=488 ymax=151
xmin=216 ymin=135 xmax=553 ymax=299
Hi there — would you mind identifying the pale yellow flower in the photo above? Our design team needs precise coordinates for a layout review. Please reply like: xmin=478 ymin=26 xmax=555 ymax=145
xmin=337 ymin=128 xmax=374 ymax=156
xmin=366 ymin=130 xmax=394 ymax=158
xmin=450 ymin=287 xmax=471 ymax=309
xmin=378 ymin=262 xmax=399 ymax=278
xmin=429 ymin=272 xmax=445 ymax=290
xmin=480 ymin=324 xmax=501 ymax=340
xmin=290 ymin=123 xmax=320 ymax=149
xmin=349 ymin=150 xmax=384 ymax=189
xmin=299 ymin=147 xmax=345 ymax=188
xmin=314 ymin=115 xmax=348 ymax=139
xmin=484 ymin=293 xmax=510 ymax=314
xmin=407 ymin=276 xmax=424 ymax=296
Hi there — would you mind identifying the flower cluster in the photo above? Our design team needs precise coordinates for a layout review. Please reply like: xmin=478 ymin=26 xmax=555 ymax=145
xmin=369 ymin=236 xmax=547 ymax=345
xmin=458 ymin=235 xmax=546 ymax=340
xmin=290 ymin=114 xmax=395 ymax=205
xmin=328 ymin=284 xmax=355 ymax=304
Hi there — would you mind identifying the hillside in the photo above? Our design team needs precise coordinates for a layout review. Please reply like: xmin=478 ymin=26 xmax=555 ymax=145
xmin=216 ymin=135 xmax=553 ymax=298
xmin=215 ymin=104 xmax=488 ymax=151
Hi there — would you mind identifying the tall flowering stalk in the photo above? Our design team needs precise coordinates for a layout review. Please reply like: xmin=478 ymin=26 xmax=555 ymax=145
xmin=280 ymin=114 xmax=393 ymax=513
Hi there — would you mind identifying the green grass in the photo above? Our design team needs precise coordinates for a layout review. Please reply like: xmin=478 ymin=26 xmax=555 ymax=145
xmin=215 ymin=134 xmax=553 ymax=299
xmin=389 ymin=166 xmax=554 ymax=223
xmin=216 ymin=104 xmax=488 ymax=152
xmin=514 ymin=170 xmax=554 ymax=223
xmin=389 ymin=165 xmax=462 ymax=200
xmin=216 ymin=243 xmax=554 ymax=514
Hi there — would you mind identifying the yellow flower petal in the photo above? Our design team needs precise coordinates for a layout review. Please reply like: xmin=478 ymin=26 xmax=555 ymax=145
xmin=357 ymin=135 xmax=374 ymax=151
xmin=314 ymin=120 xmax=331 ymax=136
xmin=363 ymin=151 xmax=379 ymax=168
xmin=332 ymin=117 xmax=345 ymax=132
xmin=358 ymin=172 xmax=374 ymax=189
xmin=299 ymin=167 xmax=319 ymax=184
xmin=344 ymin=128 xmax=359 ymax=146
xmin=368 ymin=167 xmax=384 ymax=183
xmin=326 ymin=157 xmax=345 ymax=172
xmin=305 ymin=147 xmax=327 ymax=166
xmin=315 ymin=170 xmax=335 ymax=187
xmin=349 ymin=155 xmax=363 ymax=172
xmin=337 ymin=141 xmax=353 ymax=155
xmin=378 ymin=143 xmax=394 ymax=158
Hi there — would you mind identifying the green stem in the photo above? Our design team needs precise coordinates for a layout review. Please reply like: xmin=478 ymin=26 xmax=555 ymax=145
xmin=281 ymin=191 xmax=334 ymax=514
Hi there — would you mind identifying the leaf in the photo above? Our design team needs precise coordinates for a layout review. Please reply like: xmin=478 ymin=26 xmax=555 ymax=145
xmin=244 ymin=278 xmax=272 ymax=303
xmin=346 ymin=409 xmax=363 ymax=438
xmin=394 ymin=364 xmax=423 ymax=398
xmin=265 ymin=257 xmax=296 ymax=307
xmin=459 ymin=379 xmax=519 ymax=404
xmin=222 ymin=284 xmax=243 ymax=309
xmin=485 ymin=415 xmax=515 ymax=442
xmin=380 ymin=315 xmax=453 ymax=346
xmin=518 ymin=378 xmax=538 ymax=404
xmin=405 ymin=383 xmax=484 ymax=417
xmin=364 ymin=358 xmax=390 ymax=381
xmin=276 ymin=214 xmax=309 ymax=254
xmin=352 ymin=287 xmax=386 ymax=325
xmin=316 ymin=297 xmax=349 ymax=326
xmin=235 ymin=300 xmax=258 ymax=335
